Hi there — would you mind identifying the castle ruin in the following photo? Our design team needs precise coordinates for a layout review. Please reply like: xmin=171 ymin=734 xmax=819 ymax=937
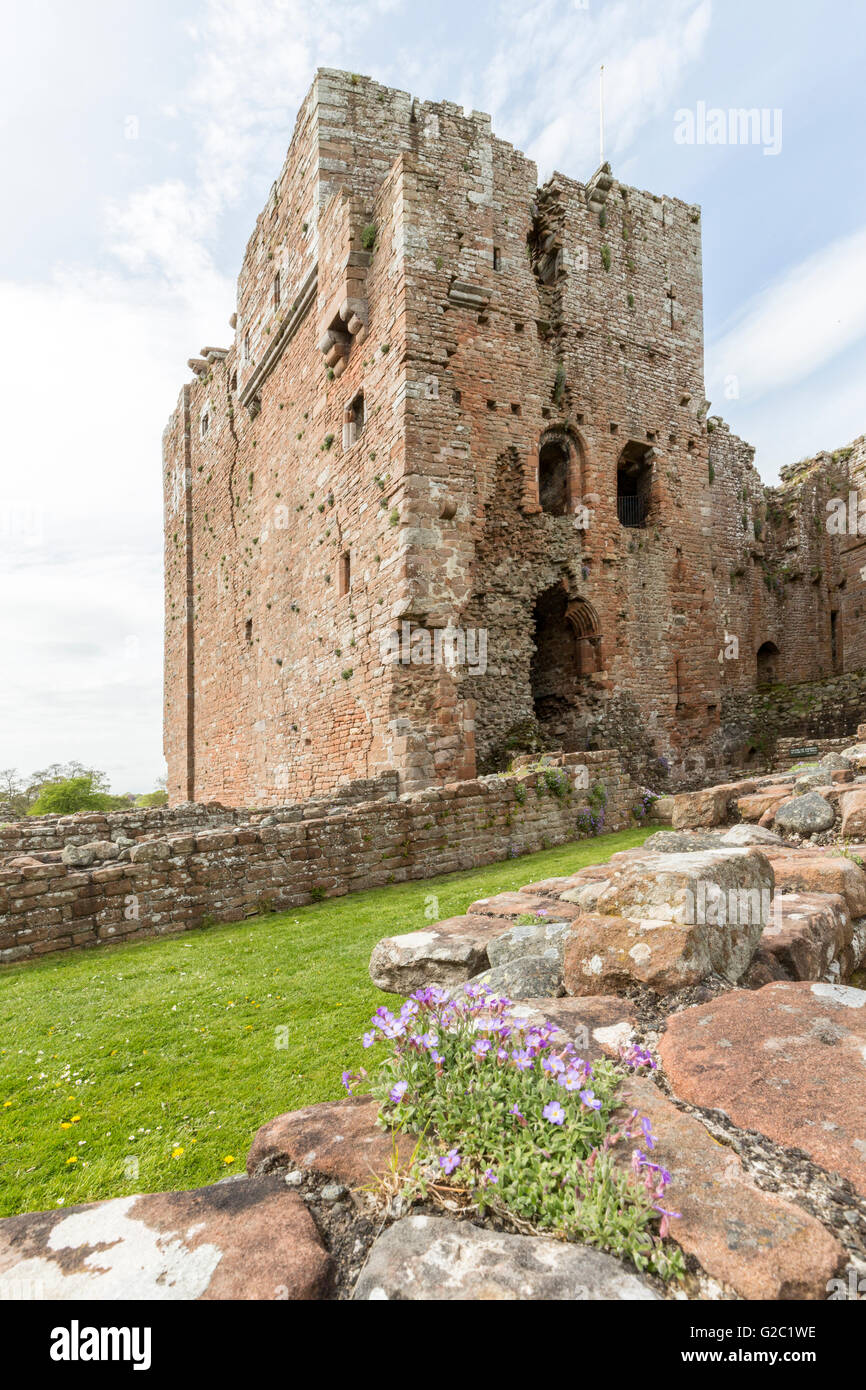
xmin=163 ymin=69 xmax=866 ymax=806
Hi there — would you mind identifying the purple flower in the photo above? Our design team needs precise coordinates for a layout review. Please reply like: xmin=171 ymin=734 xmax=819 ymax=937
xmin=362 ymin=1031 xmax=377 ymax=1049
xmin=472 ymin=1038 xmax=492 ymax=1058
xmin=483 ymin=1168 xmax=498 ymax=1185
xmin=542 ymin=1055 xmax=565 ymax=1075
xmin=389 ymin=1080 xmax=408 ymax=1105
xmin=341 ymin=1070 xmax=354 ymax=1093
xmin=640 ymin=1116 xmax=656 ymax=1150
xmin=543 ymin=1100 xmax=565 ymax=1125
xmin=439 ymin=1148 xmax=461 ymax=1175
xmin=510 ymin=1103 xmax=525 ymax=1123
xmin=511 ymin=1048 xmax=533 ymax=1072
xmin=580 ymin=1089 xmax=602 ymax=1111
xmin=558 ymin=1069 xmax=583 ymax=1092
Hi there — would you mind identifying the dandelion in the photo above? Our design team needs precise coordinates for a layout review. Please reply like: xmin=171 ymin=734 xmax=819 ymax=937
xmin=223 ymin=1155 xmax=235 ymax=1165
xmin=172 ymin=1147 xmax=184 ymax=1158
xmin=65 ymin=1156 xmax=78 ymax=1165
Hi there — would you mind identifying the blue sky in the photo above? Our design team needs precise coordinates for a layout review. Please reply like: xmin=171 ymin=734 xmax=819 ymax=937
xmin=2 ymin=0 xmax=865 ymax=792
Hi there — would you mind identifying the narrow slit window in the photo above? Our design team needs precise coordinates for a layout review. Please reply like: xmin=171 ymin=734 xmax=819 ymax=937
xmin=338 ymin=551 xmax=351 ymax=597
xmin=273 ymin=272 xmax=281 ymax=308
xmin=245 ymin=618 xmax=253 ymax=645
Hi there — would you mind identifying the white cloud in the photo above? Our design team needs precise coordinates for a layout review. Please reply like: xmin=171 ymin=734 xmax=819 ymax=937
xmin=470 ymin=0 xmax=713 ymax=179
xmin=707 ymin=222 xmax=866 ymax=403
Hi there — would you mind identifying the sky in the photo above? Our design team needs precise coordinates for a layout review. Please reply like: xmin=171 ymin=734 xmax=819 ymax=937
xmin=1 ymin=0 xmax=865 ymax=793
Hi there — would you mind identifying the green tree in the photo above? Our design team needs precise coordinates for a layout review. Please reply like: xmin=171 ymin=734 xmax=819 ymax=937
xmin=28 ymin=775 xmax=117 ymax=816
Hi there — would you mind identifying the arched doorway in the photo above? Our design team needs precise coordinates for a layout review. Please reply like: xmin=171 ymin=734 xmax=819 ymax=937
xmin=756 ymin=640 xmax=780 ymax=686
xmin=530 ymin=586 xmax=601 ymax=747
xmin=538 ymin=438 xmax=570 ymax=515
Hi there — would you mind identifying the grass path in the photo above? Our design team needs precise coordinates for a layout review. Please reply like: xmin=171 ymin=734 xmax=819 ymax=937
xmin=0 ymin=827 xmax=651 ymax=1217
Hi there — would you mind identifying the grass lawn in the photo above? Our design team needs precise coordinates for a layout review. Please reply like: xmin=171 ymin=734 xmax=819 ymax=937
xmin=0 ymin=826 xmax=651 ymax=1217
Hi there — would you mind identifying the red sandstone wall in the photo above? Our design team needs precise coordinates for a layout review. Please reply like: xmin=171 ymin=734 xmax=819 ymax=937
xmin=162 ymin=68 xmax=864 ymax=807
xmin=1 ymin=753 xmax=638 ymax=964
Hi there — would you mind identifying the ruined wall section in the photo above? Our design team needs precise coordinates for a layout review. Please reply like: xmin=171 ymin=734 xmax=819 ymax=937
xmin=839 ymin=435 xmax=866 ymax=671
xmin=429 ymin=167 xmax=719 ymax=786
xmin=710 ymin=425 xmax=864 ymax=764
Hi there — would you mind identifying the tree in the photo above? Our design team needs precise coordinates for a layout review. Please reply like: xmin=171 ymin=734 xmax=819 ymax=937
xmin=28 ymin=776 xmax=119 ymax=816
xmin=0 ymin=768 xmax=30 ymax=819
xmin=135 ymin=789 xmax=168 ymax=808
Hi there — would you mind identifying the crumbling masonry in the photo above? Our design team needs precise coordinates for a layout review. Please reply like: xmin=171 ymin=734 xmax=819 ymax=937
xmin=163 ymin=69 xmax=866 ymax=806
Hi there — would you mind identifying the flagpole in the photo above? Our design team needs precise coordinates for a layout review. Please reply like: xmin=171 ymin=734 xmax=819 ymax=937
xmin=599 ymin=64 xmax=605 ymax=164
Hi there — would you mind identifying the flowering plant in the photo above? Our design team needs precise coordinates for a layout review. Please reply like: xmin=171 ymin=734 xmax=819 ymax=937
xmin=346 ymin=984 xmax=683 ymax=1280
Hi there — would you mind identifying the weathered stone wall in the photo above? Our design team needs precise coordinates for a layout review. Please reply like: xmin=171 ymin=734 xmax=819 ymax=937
xmin=0 ymin=773 xmax=399 ymax=865
xmin=722 ymin=670 xmax=866 ymax=764
xmin=0 ymin=753 xmax=639 ymax=964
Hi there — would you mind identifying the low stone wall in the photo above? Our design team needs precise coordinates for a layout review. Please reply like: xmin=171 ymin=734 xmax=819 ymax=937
xmin=0 ymin=773 xmax=400 ymax=864
xmin=0 ymin=753 xmax=638 ymax=964
xmin=722 ymin=670 xmax=866 ymax=761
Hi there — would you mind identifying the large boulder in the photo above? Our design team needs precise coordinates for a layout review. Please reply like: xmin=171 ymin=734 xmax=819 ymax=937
xmin=368 ymin=914 xmax=506 ymax=993
xmin=753 ymin=891 xmax=852 ymax=983
xmin=352 ymin=1215 xmax=659 ymax=1300
xmin=562 ymin=849 xmax=774 ymax=995
xmin=592 ymin=848 xmax=774 ymax=928
xmin=247 ymin=1096 xmax=414 ymax=1185
xmin=660 ymin=981 xmax=866 ymax=1199
xmin=467 ymin=891 xmax=580 ymax=923
xmin=736 ymin=787 xmax=795 ymax=822
xmin=468 ymin=953 xmax=566 ymax=1000
xmin=767 ymin=851 xmax=866 ymax=918
xmin=840 ymin=742 xmax=866 ymax=770
xmin=616 ymin=1075 xmax=845 ymax=1300
xmin=641 ymin=831 xmax=726 ymax=853
xmin=773 ymin=791 xmax=836 ymax=835
xmin=818 ymin=752 xmax=853 ymax=773
xmin=0 ymin=1177 xmax=331 ymax=1300
xmin=839 ymin=787 xmax=866 ymax=838
xmin=671 ymin=780 xmax=757 ymax=830
xmin=720 ymin=823 xmax=783 ymax=847
xmin=487 ymin=919 xmax=571 ymax=969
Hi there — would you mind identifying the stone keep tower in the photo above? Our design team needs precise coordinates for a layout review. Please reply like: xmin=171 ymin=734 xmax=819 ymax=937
xmin=163 ymin=68 xmax=720 ymax=807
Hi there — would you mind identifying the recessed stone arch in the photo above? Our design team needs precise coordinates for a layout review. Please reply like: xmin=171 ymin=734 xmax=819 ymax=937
xmin=756 ymin=640 xmax=780 ymax=686
xmin=530 ymin=583 xmax=603 ymax=747
xmin=535 ymin=428 xmax=587 ymax=517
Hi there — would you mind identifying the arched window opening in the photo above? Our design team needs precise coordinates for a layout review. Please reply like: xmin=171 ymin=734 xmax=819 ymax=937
xmin=538 ymin=439 xmax=570 ymax=515
xmin=616 ymin=441 xmax=653 ymax=528
xmin=756 ymin=640 xmax=780 ymax=686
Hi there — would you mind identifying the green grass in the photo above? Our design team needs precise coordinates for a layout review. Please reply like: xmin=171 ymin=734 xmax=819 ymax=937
xmin=0 ymin=827 xmax=651 ymax=1217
